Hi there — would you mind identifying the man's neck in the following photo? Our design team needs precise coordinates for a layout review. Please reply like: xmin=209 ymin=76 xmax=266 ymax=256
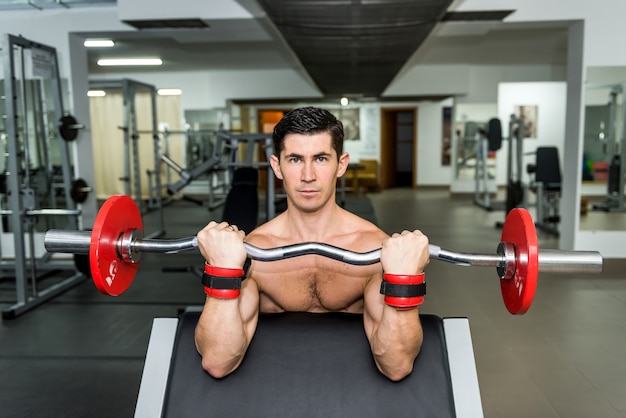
xmin=284 ymin=198 xmax=343 ymax=242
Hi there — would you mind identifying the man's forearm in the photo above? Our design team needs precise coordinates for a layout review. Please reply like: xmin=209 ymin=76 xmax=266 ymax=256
xmin=370 ymin=306 xmax=423 ymax=381
xmin=195 ymin=298 xmax=249 ymax=378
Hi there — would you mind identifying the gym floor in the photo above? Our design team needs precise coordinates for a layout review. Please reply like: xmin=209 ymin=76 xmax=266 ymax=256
xmin=1 ymin=188 xmax=625 ymax=418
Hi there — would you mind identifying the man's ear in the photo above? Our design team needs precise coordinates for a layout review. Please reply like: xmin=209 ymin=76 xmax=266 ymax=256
xmin=270 ymin=154 xmax=283 ymax=180
xmin=336 ymin=152 xmax=350 ymax=178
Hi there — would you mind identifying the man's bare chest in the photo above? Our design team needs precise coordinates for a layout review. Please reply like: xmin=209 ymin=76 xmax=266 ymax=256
xmin=252 ymin=260 xmax=372 ymax=313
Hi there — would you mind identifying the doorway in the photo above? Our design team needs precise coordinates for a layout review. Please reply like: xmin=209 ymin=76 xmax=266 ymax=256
xmin=380 ymin=107 xmax=417 ymax=189
xmin=256 ymin=109 xmax=290 ymax=191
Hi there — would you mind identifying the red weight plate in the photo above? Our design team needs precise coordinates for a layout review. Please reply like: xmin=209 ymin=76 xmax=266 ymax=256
xmin=89 ymin=195 xmax=143 ymax=296
xmin=500 ymin=208 xmax=539 ymax=314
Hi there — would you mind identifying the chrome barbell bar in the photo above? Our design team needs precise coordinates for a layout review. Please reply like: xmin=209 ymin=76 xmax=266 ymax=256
xmin=43 ymin=229 xmax=603 ymax=278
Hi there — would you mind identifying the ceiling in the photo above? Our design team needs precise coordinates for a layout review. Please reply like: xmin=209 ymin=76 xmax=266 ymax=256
xmin=68 ymin=0 xmax=570 ymax=99
xmin=256 ymin=0 xmax=454 ymax=97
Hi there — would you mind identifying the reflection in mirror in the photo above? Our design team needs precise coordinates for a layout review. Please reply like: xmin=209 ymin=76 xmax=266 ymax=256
xmin=450 ymin=103 xmax=499 ymax=201
xmin=581 ymin=67 xmax=626 ymax=230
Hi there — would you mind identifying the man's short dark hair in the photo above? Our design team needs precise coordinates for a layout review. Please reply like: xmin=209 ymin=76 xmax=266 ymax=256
xmin=272 ymin=107 xmax=344 ymax=159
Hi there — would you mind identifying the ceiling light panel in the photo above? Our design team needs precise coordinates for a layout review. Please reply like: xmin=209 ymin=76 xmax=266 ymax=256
xmin=157 ymin=88 xmax=182 ymax=96
xmin=97 ymin=58 xmax=163 ymax=66
xmin=84 ymin=39 xmax=114 ymax=47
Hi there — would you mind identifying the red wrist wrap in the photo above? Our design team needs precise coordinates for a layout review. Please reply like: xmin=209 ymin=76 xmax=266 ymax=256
xmin=381 ymin=272 xmax=426 ymax=310
xmin=203 ymin=263 xmax=245 ymax=299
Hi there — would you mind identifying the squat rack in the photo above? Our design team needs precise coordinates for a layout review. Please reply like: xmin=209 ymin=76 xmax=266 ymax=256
xmin=88 ymin=78 xmax=165 ymax=237
xmin=0 ymin=34 xmax=85 ymax=318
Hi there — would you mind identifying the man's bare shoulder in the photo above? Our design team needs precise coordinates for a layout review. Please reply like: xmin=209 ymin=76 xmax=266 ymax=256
xmin=245 ymin=213 xmax=286 ymax=247
xmin=337 ymin=208 xmax=388 ymax=251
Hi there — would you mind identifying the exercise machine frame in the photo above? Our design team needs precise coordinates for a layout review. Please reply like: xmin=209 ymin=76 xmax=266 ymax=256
xmin=88 ymin=78 xmax=165 ymax=237
xmin=0 ymin=34 xmax=86 ymax=319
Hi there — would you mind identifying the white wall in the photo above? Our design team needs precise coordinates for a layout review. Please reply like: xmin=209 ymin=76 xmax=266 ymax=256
xmin=416 ymin=99 xmax=456 ymax=186
xmin=118 ymin=0 xmax=254 ymax=21
xmin=461 ymin=65 xmax=566 ymax=104
xmin=385 ymin=64 xmax=566 ymax=102
xmin=93 ymin=69 xmax=321 ymax=111
xmin=385 ymin=65 xmax=469 ymax=96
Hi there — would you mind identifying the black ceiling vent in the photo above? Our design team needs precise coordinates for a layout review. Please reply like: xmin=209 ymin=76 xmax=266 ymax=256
xmin=441 ymin=10 xmax=514 ymax=22
xmin=258 ymin=0 xmax=454 ymax=97
xmin=123 ymin=19 xmax=209 ymax=30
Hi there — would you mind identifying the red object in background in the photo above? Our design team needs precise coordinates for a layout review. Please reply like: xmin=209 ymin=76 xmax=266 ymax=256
xmin=593 ymin=161 xmax=609 ymax=180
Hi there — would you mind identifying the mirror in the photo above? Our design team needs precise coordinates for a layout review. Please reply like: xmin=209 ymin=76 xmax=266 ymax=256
xmin=580 ymin=66 xmax=626 ymax=230
xmin=450 ymin=103 xmax=499 ymax=202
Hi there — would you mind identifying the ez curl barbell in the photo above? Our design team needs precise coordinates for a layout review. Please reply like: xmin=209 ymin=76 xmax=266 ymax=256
xmin=44 ymin=195 xmax=603 ymax=315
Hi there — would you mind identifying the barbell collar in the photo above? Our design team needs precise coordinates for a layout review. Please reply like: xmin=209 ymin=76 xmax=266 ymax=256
xmin=496 ymin=242 xmax=517 ymax=280
xmin=120 ymin=229 xmax=143 ymax=264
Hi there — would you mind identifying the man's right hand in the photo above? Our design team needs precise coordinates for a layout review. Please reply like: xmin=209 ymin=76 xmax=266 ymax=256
xmin=197 ymin=222 xmax=247 ymax=269
xmin=380 ymin=229 xmax=430 ymax=275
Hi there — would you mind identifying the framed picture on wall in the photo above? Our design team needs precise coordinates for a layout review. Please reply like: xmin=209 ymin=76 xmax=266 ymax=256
xmin=514 ymin=105 xmax=538 ymax=139
xmin=331 ymin=108 xmax=360 ymax=141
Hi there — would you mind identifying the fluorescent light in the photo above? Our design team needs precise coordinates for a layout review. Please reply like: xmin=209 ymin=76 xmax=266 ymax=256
xmin=158 ymin=88 xmax=182 ymax=96
xmin=84 ymin=39 xmax=114 ymax=48
xmin=340 ymin=97 xmax=349 ymax=106
xmin=97 ymin=58 xmax=162 ymax=66
xmin=88 ymin=90 xmax=106 ymax=97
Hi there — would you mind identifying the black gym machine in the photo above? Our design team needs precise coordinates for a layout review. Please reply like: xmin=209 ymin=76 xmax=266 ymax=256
xmin=471 ymin=114 xmax=563 ymax=234
xmin=472 ymin=115 xmax=526 ymax=222
xmin=473 ymin=118 xmax=503 ymax=211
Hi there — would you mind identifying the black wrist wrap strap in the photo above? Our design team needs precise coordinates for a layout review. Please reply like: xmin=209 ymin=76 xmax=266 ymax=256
xmin=380 ymin=281 xmax=427 ymax=297
xmin=202 ymin=274 xmax=245 ymax=290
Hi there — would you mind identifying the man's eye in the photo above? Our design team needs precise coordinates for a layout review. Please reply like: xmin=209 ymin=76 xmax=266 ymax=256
xmin=289 ymin=157 xmax=301 ymax=163
xmin=317 ymin=156 xmax=327 ymax=162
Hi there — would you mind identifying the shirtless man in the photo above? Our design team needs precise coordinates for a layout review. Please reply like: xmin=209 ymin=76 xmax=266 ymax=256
xmin=194 ymin=107 xmax=430 ymax=381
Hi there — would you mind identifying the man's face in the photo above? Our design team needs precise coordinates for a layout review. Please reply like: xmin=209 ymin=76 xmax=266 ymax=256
xmin=270 ymin=132 xmax=349 ymax=213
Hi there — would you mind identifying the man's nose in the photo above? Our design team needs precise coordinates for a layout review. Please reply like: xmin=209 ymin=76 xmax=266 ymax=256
xmin=301 ymin=161 xmax=316 ymax=181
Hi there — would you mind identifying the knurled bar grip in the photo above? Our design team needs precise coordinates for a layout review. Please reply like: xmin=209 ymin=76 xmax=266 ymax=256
xmin=43 ymin=229 xmax=603 ymax=274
